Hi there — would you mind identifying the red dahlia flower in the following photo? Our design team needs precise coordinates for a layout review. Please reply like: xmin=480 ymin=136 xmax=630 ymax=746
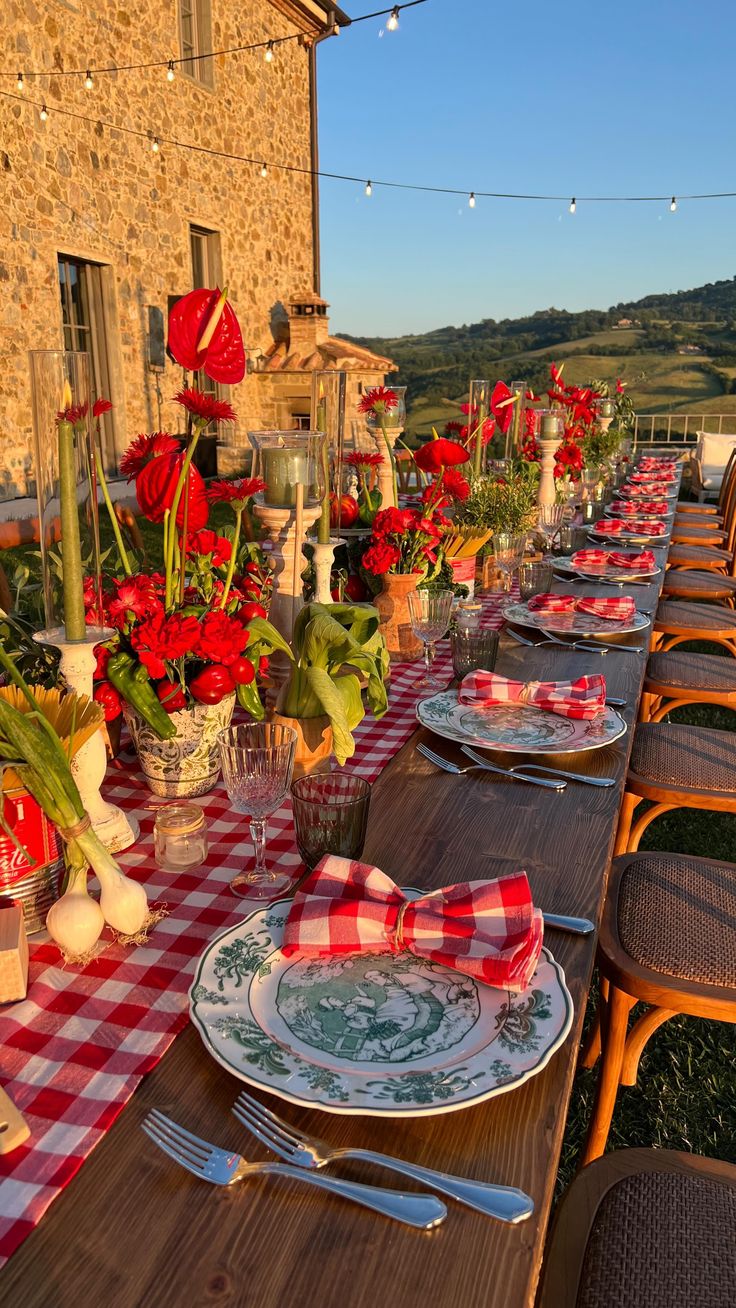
xmin=207 ymin=477 xmax=266 ymax=506
xmin=357 ymin=386 xmax=398 ymax=417
xmin=441 ymin=467 xmax=471 ymax=501
xmin=413 ymin=438 xmax=470 ymax=474
xmin=174 ymin=387 xmax=237 ymax=426
xmin=444 ymin=420 xmax=465 ymax=436
xmin=167 ymin=287 xmax=246 ymax=384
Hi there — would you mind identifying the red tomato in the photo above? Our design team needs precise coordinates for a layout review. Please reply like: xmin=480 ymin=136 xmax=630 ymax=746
xmin=93 ymin=681 xmax=123 ymax=722
xmin=329 ymin=493 xmax=359 ymax=529
xmin=189 ymin=664 xmax=234 ymax=704
xmin=156 ymin=678 xmax=187 ymax=713
xmin=345 ymin=573 xmax=368 ymax=602
xmin=238 ymin=601 xmax=268 ymax=622
xmin=229 ymin=656 xmax=255 ymax=686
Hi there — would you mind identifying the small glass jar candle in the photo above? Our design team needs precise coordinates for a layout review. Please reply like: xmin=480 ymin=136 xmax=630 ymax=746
xmin=455 ymin=600 xmax=483 ymax=632
xmin=154 ymin=804 xmax=208 ymax=872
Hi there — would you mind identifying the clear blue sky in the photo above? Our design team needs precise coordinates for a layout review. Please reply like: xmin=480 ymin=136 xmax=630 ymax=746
xmin=316 ymin=0 xmax=735 ymax=337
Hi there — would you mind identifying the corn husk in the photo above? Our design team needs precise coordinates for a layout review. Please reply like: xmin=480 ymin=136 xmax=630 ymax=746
xmin=0 ymin=688 xmax=103 ymax=792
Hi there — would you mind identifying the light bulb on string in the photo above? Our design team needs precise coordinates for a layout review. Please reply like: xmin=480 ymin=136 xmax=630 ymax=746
xmin=468 ymin=192 xmax=476 ymax=208
xmin=16 ymin=72 xmax=24 ymax=92
xmin=260 ymin=161 xmax=268 ymax=178
xmin=365 ymin=179 xmax=372 ymax=196
xmin=569 ymin=197 xmax=576 ymax=213
xmin=84 ymin=69 xmax=94 ymax=90
xmin=387 ymin=6 xmax=399 ymax=30
xmin=264 ymin=41 xmax=274 ymax=63
xmin=39 ymin=103 xmax=48 ymax=122
xmin=670 ymin=196 xmax=677 ymax=212
xmin=167 ymin=60 xmax=175 ymax=83
xmin=151 ymin=136 xmax=160 ymax=153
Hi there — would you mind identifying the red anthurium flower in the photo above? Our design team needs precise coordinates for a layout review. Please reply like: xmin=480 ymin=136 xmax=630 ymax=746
xmin=167 ymin=287 xmax=246 ymax=384
xmin=490 ymin=381 xmax=515 ymax=434
xmin=129 ymin=439 xmax=209 ymax=532
xmin=174 ymin=387 xmax=237 ymax=426
xmin=413 ymin=438 xmax=470 ymax=474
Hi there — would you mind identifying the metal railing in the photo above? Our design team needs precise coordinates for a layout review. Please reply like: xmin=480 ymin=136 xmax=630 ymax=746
xmin=633 ymin=413 xmax=736 ymax=447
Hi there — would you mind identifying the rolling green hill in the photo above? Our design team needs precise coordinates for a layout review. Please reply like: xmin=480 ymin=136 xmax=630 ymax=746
xmin=344 ymin=277 xmax=736 ymax=437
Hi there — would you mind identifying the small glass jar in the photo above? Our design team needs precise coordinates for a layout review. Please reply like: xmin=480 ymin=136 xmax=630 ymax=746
xmin=154 ymin=803 xmax=208 ymax=872
xmin=455 ymin=600 xmax=483 ymax=632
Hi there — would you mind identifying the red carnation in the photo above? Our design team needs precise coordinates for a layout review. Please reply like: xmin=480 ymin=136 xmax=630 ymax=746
xmin=108 ymin=575 xmax=163 ymax=630
xmin=413 ymin=438 xmax=470 ymax=474
xmin=357 ymin=386 xmax=398 ymax=417
xmin=174 ymin=387 xmax=237 ymax=426
xmin=362 ymin=541 xmax=401 ymax=575
xmin=188 ymin=529 xmax=232 ymax=567
xmin=131 ymin=611 xmax=200 ymax=679
xmin=372 ymin=506 xmax=415 ymax=536
xmin=196 ymin=609 xmax=249 ymax=667
xmin=167 ymin=287 xmax=246 ymax=384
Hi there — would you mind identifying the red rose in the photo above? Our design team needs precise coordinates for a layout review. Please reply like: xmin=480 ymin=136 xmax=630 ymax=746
xmin=196 ymin=609 xmax=249 ymax=667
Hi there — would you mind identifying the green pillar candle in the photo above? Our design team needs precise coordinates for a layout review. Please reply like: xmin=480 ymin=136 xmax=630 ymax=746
xmin=262 ymin=447 xmax=311 ymax=508
xmin=540 ymin=415 xmax=559 ymax=439
xmin=57 ymin=414 xmax=86 ymax=641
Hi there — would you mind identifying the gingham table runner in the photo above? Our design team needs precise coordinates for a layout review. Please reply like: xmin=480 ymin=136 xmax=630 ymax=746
xmin=0 ymin=593 xmax=507 ymax=1266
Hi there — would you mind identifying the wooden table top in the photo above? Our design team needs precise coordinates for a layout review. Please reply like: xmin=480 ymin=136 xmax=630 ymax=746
xmin=2 ymin=545 xmax=670 ymax=1308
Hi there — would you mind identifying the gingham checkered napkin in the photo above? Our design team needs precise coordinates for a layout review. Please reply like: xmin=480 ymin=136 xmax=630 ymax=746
xmin=610 ymin=500 xmax=669 ymax=517
xmin=571 ymin=548 xmax=657 ymax=572
xmin=619 ymin=484 xmax=675 ymax=499
xmin=0 ymin=593 xmax=510 ymax=1268
xmin=459 ymin=669 xmax=607 ymax=719
xmin=594 ymin=519 xmax=667 ymax=537
xmin=527 ymin=593 xmax=636 ymax=621
xmin=282 ymin=855 xmax=544 ymax=991
xmin=630 ymin=470 xmax=676 ymax=483
xmin=638 ymin=457 xmax=679 ymax=470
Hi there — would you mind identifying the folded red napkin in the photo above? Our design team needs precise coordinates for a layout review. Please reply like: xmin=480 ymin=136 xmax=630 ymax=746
xmin=572 ymin=548 xmax=657 ymax=572
xmin=620 ymin=484 xmax=674 ymax=498
xmin=639 ymin=457 xmax=678 ymax=469
xmin=630 ymin=470 xmax=676 ymax=483
xmin=282 ymin=856 xmax=544 ymax=991
xmin=527 ymin=592 xmax=636 ymax=620
xmin=459 ymin=668 xmax=607 ymax=719
xmin=611 ymin=500 xmax=669 ymax=516
xmin=595 ymin=519 xmax=667 ymax=536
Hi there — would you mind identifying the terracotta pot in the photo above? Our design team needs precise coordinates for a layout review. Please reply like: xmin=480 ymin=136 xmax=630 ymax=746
xmin=271 ymin=712 xmax=333 ymax=779
xmin=123 ymin=693 xmax=236 ymax=797
xmin=374 ymin=572 xmax=422 ymax=662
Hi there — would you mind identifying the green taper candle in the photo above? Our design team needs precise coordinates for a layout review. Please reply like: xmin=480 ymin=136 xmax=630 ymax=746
xmin=316 ymin=399 xmax=331 ymax=544
xmin=57 ymin=393 xmax=86 ymax=641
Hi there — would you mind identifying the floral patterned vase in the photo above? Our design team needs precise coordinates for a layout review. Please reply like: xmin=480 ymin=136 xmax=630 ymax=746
xmin=123 ymin=694 xmax=236 ymax=797
xmin=374 ymin=572 xmax=422 ymax=662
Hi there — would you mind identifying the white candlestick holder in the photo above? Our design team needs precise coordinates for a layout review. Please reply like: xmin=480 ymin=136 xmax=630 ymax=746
xmin=313 ymin=538 xmax=345 ymax=605
xmin=537 ymin=438 xmax=560 ymax=508
xmin=370 ymin=425 xmax=402 ymax=509
xmin=34 ymin=626 xmax=139 ymax=852
xmin=253 ymin=502 xmax=321 ymax=701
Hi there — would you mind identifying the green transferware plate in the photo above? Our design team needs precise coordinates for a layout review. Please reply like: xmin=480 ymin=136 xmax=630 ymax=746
xmin=503 ymin=600 xmax=650 ymax=638
xmin=189 ymin=897 xmax=573 ymax=1117
xmin=416 ymin=690 xmax=627 ymax=754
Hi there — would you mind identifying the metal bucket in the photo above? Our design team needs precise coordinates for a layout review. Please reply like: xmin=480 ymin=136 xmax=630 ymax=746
xmin=0 ymin=786 xmax=62 ymax=935
xmin=0 ymin=857 xmax=62 ymax=934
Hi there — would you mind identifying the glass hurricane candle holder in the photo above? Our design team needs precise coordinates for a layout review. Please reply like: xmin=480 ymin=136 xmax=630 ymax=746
xmin=248 ymin=430 xmax=326 ymax=509
xmin=363 ymin=385 xmax=406 ymax=430
xmin=30 ymin=349 xmax=103 ymax=634
xmin=532 ymin=409 xmax=565 ymax=442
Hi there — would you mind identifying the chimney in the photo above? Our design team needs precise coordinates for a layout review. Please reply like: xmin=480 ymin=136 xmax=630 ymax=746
xmin=287 ymin=290 xmax=330 ymax=355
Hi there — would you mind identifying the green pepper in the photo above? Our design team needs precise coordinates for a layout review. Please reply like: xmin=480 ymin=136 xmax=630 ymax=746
xmin=107 ymin=651 xmax=177 ymax=740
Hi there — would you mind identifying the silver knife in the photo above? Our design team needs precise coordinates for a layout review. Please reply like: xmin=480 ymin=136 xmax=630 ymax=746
xmin=542 ymin=912 xmax=595 ymax=936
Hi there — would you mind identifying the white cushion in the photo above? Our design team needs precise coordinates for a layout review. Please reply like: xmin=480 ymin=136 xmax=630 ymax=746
xmin=695 ymin=431 xmax=736 ymax=473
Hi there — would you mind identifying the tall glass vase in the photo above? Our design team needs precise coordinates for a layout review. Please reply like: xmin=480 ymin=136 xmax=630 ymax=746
xmin=506 ymin=378 xmax=528 ymax=459
xmin=468 ymin=379 xmax=491 ymax=478
xmin=311 ymin=372 xmax=347 ymax=599
xmin=29 ymin=349 xmax=103 ymax=632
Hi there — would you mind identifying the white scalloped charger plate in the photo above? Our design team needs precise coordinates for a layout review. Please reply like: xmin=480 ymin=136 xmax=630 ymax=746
xmin=503 ymin=599 xmax=650 ymax=637
xmin=416 ymin=689 xmax=627 ymax=754
xmin=553 ymin=557 xmax=661 ymax=582
xmin=189 ymin=896 xmax=573 ymax=1117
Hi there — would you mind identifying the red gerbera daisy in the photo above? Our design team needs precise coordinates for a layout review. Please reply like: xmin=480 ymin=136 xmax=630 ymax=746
xmin=207 ymin=477 xmax=267 ymax=506
xmin=174 ymin=388 xmax=237 ymax=425
xmin=56 ymin=402 xmax=89 ymax=426
xmin=345 ymin=451 xmax=384 ymax=468
xmin=93 ymin=397 xmax=113 ymax=418
xmin=119 ymin=432 xmax=180 ymax=481
xmin=357 ymin=386 xmax=398 ymax=416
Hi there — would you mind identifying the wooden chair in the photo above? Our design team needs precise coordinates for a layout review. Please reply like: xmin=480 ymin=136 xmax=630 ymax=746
xmin=539 ymin=1147 xmax=736 ymax=1306
xmin=579 ymin=851 xmax=736 ymax=1163
xmin=652 ymin=599 xmax=736 ymax=656
xmin=674 ymin=448 xmax=736 ymax=524
xmin=660 ymin=569 xmax=736 ymax=605
xmin=395 ymin=449 xmax=421 ymax=495
xmin=639 ymin=649 xmax=736 ymax=722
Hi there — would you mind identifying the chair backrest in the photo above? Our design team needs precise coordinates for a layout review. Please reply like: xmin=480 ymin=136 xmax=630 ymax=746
xmin=696 ymin=431 xmax=736 ymax=475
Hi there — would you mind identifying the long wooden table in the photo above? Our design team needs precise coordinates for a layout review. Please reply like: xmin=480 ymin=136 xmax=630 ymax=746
xmin=3 ymin=541 xmax=670 ymax=1308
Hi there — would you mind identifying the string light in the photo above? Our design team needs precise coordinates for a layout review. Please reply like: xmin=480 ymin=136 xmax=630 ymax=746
xmin=167 ymin=60 xmax=175 ymax=83
xmin=365 ymin=179 xmax=372 ymax=196
xmin=151 ymin=135 xmax=159 ymax=153
xmin=260 ymin=161 xmax=268 ymax=177
xmin=264 ymin=41 xmax=274 ymax=63
xmin=670 ymin=196 xmax=677 ymax=212
xmin=84 ymin=69 xmax=94 ymax=90
xmin=569 ymin=197 xmax=576 ymax=213
xmin=16 ymin=72 xmax=23 ymax=92
xmin=39 ymin=103 xmax=48 ymax=121
xmin=387 ymin=6 xmax=400 ymax=30
xmin=468 ymin=192 xmax=476 ymax=208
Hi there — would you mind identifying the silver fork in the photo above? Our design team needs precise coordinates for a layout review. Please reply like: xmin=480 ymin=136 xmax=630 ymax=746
xmin=417 ymin=741 xmax=566 ymax=790
xmin=141 ymin=1109 xmax=446 ymax=1229
xmin=231 ymin=1091 xmax=534 ymax=1224
xmin=460 ymin=745 xmax=616 ymax=789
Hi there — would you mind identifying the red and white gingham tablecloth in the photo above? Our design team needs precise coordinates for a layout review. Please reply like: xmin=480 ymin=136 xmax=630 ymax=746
xmin=0 ymin=596 xmax=507 ymax=1266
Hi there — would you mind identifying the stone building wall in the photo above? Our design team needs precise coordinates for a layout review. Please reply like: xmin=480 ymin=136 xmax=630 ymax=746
xmin=0 ymin=0 xmax=323 ymax=499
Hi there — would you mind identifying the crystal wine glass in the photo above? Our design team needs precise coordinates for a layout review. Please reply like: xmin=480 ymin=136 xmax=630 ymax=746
xmin=536 ymin=504 xmax=567 ymax=556
xmin=218 ymin=722 xmax=297 ymax=900
xmin=492 ymin=532 xmax=528 ymax=592
xmin=407 ymin=588 xmax=454 ymax=691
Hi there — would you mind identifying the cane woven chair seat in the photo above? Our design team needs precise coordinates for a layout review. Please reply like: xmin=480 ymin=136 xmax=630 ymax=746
xmin=676 ymin=500 xmax=720 ymax=515
xmin=645 ymin=650 xmax=736 ymax=697
xmin=575 ymin=1168 xmax=736 ymax=1308
xmin=670 ymin=523 xmax=728 ymax=545
xmin=629 ymin=723 xmax=736 ymax=798
xmin=661 ymin=570 xmax=736 ymax=601
xmin=667 ymin=543 xmax=732 ymax=568
xmin=655 ymin=600 xmax=736 ymax=637
xmin=616 ymin=852 xmax=736 ymax=986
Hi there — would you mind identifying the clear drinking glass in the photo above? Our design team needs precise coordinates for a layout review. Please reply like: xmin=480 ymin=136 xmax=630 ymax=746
xmin=556 ymin=524 xmax=590 ymax=556
xmin=291 ymin=773 xmax=372 ymax=871
xmin=218 ymin=722 xmax=297 ymax=899
xmin=492 ymin=532 xmax=527 ymax=592
xmin=518 ymin=561 xmax=554 ymax=601
xmin=536 ymin=504 xmax=567 ymax=556
xmin=407 ymin=588 xmax=455 ymax=690
xmin=450 ymin=629 xmax=500 ymax=680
